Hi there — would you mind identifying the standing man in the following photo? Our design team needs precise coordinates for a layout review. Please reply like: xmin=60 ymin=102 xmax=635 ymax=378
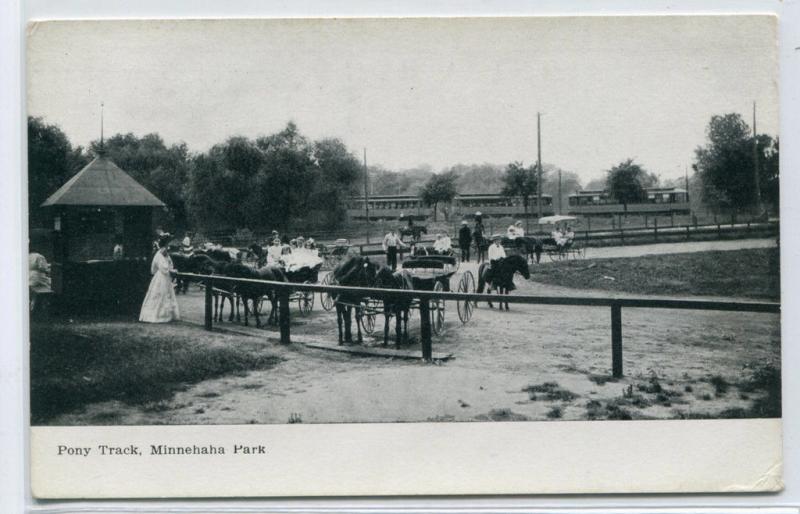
xmin=458 ymin=221 xmax=472 ymax=262
xmin=382 ymin=228 xmax=403 ymax=271
xmin=473 ymin=213 xmax=486 ymax=263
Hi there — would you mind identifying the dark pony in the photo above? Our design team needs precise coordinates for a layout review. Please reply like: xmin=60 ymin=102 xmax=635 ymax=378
xmin=374 ymin=267 xmax=414 ymax=348
xmin=170 ymin=253 xmax=221 ymax=294
xmin=225 ymin=263 xmax=287 ymax=327
xmin=399 ymin=225 xmax=427 ymax=242
xmin=504 ymin=237 xmax=543 ymax=264
xmin=331 ymin=255 xmax=379 ymax=345
xmin=477 ymin=254 xmax=530 ymax=310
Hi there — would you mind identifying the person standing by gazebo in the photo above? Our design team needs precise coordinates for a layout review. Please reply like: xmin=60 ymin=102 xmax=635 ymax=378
xmin=139 ymin=235 xmax=180 ymax=323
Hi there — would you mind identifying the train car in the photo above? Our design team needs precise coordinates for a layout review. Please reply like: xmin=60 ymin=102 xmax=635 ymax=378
xmin=453 ymin=193 xmax=554 ymax=218
xmin=567 ymin=187 xmax=690 ymax=216
xmin=346 ymin=195 xmax=431 ymax=220
xmin=347 ymin=192 xmax=555 ymax=221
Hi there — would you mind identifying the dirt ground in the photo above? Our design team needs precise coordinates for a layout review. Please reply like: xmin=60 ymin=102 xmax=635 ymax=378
xmin=50 ymin=242 xmax=780 ymax=425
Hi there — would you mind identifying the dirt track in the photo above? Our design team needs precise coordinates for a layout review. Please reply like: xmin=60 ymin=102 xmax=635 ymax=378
xmin=53 ymin=241 xmax=780 ymax=425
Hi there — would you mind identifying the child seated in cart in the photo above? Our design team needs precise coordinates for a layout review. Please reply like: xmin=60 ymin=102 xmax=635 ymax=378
xmin=433 ymin=233 xmax=453 ymax=254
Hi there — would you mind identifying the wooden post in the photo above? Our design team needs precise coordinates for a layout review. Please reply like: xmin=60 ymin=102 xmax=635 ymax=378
xmin=670 ymin=210 xmax=674 ymax=227
xmin=419 ymin=298 xmax=432 ymax=361
xmin=279 ymin=287 xmax=291 ymax=344
xmin=620 ymin=228 xmax=624 ymax=244
xmin=611 ymin=303 xmax=623 ymax=378
xmin=654 ymin=218 xmax=658 ymax=242
xmin=717 ymin=223 xmax=722 ymax=239
xmin=686 ymin=225 xmax=690 ymax=240
xmin=587 ymin=217 xmax=591 ymax=232
xmin=644 ymin=214 xmax=648 ymax=228
xmin=204 ymin=276 xmax=213 ymax=330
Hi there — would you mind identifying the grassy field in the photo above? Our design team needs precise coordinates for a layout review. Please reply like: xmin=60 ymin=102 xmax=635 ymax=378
xmin=30 ymin=320 xmax=281 ymax=424
xmin=528 ymin=248 xmax=780 ymax=300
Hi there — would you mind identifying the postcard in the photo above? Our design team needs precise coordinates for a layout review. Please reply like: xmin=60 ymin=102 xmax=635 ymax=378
xmin=26 ymin=15 xmax=781 ymax=498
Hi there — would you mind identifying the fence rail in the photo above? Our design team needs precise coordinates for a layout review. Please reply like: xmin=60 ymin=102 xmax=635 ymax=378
xmin=177 ymin=272 xmax=779 ymax=377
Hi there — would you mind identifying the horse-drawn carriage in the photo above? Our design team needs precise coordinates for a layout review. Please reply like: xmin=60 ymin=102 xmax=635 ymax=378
xmin=537 ymin=215 xmax=586 ymax=261
xmin=357 ymin=253 xmax=475 ymax=338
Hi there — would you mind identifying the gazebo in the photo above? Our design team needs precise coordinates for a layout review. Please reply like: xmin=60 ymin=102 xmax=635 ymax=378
xmin=40 ymin=153 xmax=166 ymax=314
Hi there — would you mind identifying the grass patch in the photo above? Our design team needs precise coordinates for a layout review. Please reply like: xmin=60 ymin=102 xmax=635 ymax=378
xmin=709 ymin=375 xmax=730 ymax=397
xmin=30 ymin=321 xmax=282 ymax=424
xmin=586 ymin=399 xmax=633 ymax=421
xmin=522 ymin=381 xmax=577 ymax=402
xmin=546 ymin=406 xmax=563 ymax=419
xmin=475 ymin=408 xmax=530 ymax=422
xmin=528 ymin=248 xmax=779 ymax=300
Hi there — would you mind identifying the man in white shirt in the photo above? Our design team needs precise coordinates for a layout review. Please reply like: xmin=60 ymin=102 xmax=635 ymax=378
xmin=382 ymin=229 xmax=403 ymax=270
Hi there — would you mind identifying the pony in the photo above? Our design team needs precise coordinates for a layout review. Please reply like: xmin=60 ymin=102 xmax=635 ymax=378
xmin=374 ymin=267 xmax=414 ymax=348
xmin=504 ymin=237 xmax=543 ymax=264
xmin=170 ymin=252 xmax=221 ymax=294
xmin=399 ymin=225 xmax=428 ymax=242
xmin=224 ymin=263 xmax=287 ymax=327
xmin=331 ymin=255 xmax=379 ymax=345
xmin=476 ymin=254 xmax=530 ymax=310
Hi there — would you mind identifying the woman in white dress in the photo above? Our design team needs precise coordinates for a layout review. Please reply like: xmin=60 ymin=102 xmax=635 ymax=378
xmin=139 ymin=238 xmax=180 ymax=323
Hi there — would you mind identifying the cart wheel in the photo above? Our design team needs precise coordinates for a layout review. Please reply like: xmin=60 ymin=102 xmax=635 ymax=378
xmin=361 ymin=305 xmax=376 ymax=334
xmin=297 ymin=280 xmax=314 ymax=316
xmin=320 ymin=273 xmax=335 ymax=311
xmin=431 ymin=281 xmax=446 ymax=335
xmin=457 ymin=271 xmax=475 ymax=323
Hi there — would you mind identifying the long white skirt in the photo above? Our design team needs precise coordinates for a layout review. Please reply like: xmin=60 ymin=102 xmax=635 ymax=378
xmin=139 ymin=270 xmax=180 ymax=323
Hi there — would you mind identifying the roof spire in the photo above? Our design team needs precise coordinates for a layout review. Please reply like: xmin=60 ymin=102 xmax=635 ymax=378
xmin=98 ymin=102 xmax=106 ymax=155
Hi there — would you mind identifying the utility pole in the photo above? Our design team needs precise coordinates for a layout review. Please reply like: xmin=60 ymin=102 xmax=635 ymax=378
xmin=537 ymin=111 xmax=542 ymax=220
xmin=752 ymin=101 xmax=764 ymax=217
xmin=558 ymin=168 xmax=562 ymax=215
xmin=364 ymin=148 xmax=370 ymax=243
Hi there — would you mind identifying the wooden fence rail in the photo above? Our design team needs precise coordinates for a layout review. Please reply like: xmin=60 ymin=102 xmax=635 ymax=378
xmin=177 ymin=272 xmax=780 ymax=377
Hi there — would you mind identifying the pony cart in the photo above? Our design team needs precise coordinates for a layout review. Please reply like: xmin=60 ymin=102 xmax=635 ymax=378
xmin=537 ymin=215 xmax=585 ymax=261
xmin=357 ymin=254 xmax=475 ymax=337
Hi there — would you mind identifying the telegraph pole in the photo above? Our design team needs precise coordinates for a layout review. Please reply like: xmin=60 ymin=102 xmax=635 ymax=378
xmin=537 ymin=112 xmax=542 ymax=219
xmin=364 ymin=148 xmax=370 ymax=243
xmin=751 ymin=101 xmax=763 ymax=217
xmin=558 ymin=169 xmax=562 ymax=215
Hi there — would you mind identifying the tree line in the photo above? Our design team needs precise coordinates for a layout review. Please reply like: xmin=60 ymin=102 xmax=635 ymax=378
xmin=28 ymin=119 xmax=362 ymax=233
xmin=29 ymin=111 xmax=778 ymax=233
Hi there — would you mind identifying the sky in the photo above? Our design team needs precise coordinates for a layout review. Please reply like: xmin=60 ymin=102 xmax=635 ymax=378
xmin=26 ymin=16 xmax=778 ymax=184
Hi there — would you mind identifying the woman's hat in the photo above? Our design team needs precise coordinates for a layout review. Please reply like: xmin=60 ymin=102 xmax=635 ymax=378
xmin=461 ymin=220 xmax=468 ymax=225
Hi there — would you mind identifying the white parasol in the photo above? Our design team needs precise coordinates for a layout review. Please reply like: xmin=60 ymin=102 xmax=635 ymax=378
xmin=537 ymin=215 xmax=577 ymax=225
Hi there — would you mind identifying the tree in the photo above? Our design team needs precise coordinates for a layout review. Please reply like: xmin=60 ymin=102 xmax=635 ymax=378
xmin=420 ymin=171 xmax=458 ymax=221
xmin=693 ymin=113 xmax=779 ymax=214
xmin=310 ymin=138 xmax=362 ymax=228
xmin=605 ymin=159 xmax=657 ymax=211
xmin=186 ymin=123 xmax=361 ymax=232
xmin=28 ymin=117 xmax=88 ymax=227
xmin=500 ymin=161 xmax=538 ymax=220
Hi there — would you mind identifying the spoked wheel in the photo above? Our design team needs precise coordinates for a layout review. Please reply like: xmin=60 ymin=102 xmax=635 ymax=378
xmin=430 ymin=281 xmax=446 ymax=335
xmin=456 ymin=271 xmax=475 ymax=323
xmin=320 ymin=273 xmax=335 ymax=311
xmin=298 ymin=280 xmax=314 ymax=316
xmin=360 ymin=303 xmax=377 ymax=334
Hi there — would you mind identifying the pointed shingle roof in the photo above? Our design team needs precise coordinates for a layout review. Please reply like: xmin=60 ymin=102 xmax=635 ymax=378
xmin=41 ymin=155 xmax=165 ymax=207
